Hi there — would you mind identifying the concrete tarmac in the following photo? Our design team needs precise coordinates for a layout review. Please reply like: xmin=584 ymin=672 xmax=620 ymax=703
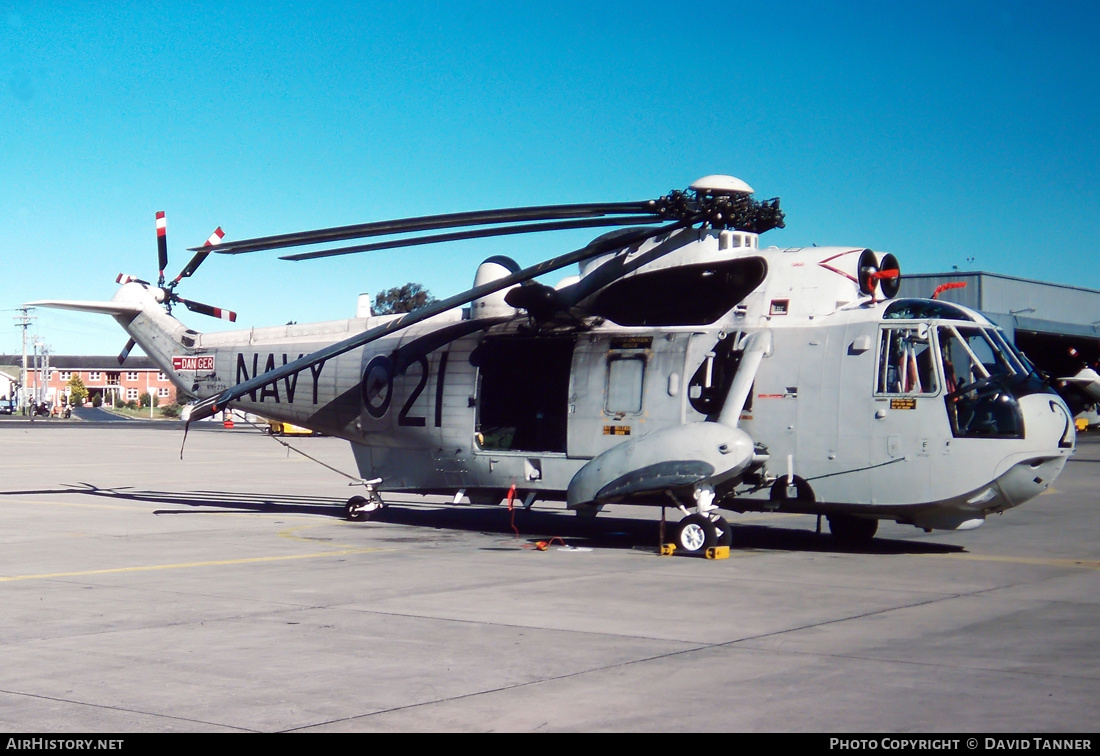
xmin=0 ymin=422 xmax=1097 ymax=732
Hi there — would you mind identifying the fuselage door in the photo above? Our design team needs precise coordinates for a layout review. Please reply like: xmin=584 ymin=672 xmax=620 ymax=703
xmin=568 ymin=332 xmax=692 ymax=459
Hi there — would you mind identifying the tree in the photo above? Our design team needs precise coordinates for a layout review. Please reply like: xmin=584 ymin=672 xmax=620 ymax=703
xmin=372 ymin=283 xmax=437 ymax=315
xmin=67 ymin=374 xmax=88 ymax=407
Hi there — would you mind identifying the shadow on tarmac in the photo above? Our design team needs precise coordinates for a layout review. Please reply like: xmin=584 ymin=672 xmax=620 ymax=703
xmin=0 ymin=482 xmax=966 ymax=557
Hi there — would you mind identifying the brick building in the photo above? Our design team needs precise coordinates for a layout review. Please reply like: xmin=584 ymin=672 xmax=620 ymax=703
xmin=0 ymin=355 xmax=177 ymax=408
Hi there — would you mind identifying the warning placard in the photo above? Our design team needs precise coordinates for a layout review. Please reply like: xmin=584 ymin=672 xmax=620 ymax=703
xmin=172 ymin=355 xmax=215 ymax=371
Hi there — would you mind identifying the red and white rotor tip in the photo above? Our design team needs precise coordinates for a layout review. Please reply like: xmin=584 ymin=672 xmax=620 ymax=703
xmin=204 ymin=227 xmax=225 ymax=247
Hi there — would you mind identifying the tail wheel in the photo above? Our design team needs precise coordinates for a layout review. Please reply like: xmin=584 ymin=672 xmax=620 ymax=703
xmin=345 ymin=493 xmax=386 ymax=522
xmin=345 ymin=495 xmax=369 ymax=521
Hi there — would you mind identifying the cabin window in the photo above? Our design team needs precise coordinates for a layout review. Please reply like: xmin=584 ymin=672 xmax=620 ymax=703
xmin=876 ymin=327 xmax=939 ymax=395
xmin=606 ymin=356 xmax=645 ymax=414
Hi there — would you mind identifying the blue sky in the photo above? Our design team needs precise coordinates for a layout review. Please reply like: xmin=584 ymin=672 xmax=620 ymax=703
xmin=3 ymin=1 xmax=1098 ymax=356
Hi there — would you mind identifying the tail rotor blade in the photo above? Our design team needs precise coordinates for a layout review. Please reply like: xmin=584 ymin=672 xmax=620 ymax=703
xmin=117 ymin=338 xmax=136 ymax=365
xmin=156 ymin=211 xmax=168 ymax=287
xmin=171 ymin=227 xmax=224 ymax=285
xmin=175 ymin=296 xmax=237 ymax=322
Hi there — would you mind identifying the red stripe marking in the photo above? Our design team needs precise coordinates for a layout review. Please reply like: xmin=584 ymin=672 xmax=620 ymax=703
xmin=816 ymin=248 xmax=861 ymax=283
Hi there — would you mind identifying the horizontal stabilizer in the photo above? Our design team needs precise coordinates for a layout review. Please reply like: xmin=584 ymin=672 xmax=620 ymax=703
xmin=27 ymin=299 xmax=143 ymax=316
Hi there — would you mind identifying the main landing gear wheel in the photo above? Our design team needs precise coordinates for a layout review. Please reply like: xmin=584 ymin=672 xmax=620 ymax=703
xmin=345 ymin=495 xmax=383 ymax=522
xmin=712 ymin=515 xmax=733 ymax=548
xmin=827 ymin=514 xmax=879 ymax=545
xmin=675 ymin=513 xmax=731 ymax=555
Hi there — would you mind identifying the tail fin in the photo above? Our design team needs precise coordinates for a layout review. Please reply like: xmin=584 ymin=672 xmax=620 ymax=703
xmin=28 ymin=285 xmax=205 ymax=399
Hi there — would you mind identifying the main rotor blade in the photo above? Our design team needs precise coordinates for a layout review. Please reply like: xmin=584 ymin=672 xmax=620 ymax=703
xmin=201 ymin=201 xmax=660 ymax=256
xmin=183 ymin=218 xmax=699 ymax=423
xmin=280 ymin=216 xmax=667 ymax=261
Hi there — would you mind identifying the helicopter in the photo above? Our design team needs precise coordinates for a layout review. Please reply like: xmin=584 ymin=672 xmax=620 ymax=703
xmin=32 ymin=175 xmax=1076 ymax=555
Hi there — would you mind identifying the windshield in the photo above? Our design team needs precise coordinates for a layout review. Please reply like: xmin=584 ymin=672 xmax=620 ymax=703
xmin=938 ymin=325 xmax=1025 ymax=392
xmin=937 ymin=325 xmax=1026 ymax=438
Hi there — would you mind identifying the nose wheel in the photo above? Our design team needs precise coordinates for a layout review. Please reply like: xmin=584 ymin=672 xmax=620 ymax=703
xmin=669 ymin=484 xmax=734 ymax=556
xmin=675 ymin=513 xmax=733 ymax=555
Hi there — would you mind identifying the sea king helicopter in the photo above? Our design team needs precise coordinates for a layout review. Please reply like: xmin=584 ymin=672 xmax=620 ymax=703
xmin=34 ymin=175 xmax=1076 ymax=554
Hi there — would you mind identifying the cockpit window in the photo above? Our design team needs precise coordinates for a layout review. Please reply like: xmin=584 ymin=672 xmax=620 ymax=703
xmin=938 ymin=325 xmax=1026 ymax=439
xmin=883 ymin=299 xmax=975 ymax=322
xmin=876 ymin=326 xmax=939 ymax=395
xmin=938 ymin=326 xmax=1022 ymax=391
xmin=988 ymin=328 xmax=1033 ymax=376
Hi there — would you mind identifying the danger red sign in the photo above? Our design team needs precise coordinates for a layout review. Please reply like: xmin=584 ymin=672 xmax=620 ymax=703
xmin=172 ymin=355 xmax=215 ymax=371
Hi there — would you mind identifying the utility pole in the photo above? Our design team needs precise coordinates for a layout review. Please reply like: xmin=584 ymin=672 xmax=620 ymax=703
xmin=33 ymin=338 xmax=44 ymax=407
xmin=30 ymin=338 xmax=39 ymax=418
xmin=40 ymin=342 xmax=50 ymax=413
xmin=13 ymin=306 xmax=35 ymax=416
